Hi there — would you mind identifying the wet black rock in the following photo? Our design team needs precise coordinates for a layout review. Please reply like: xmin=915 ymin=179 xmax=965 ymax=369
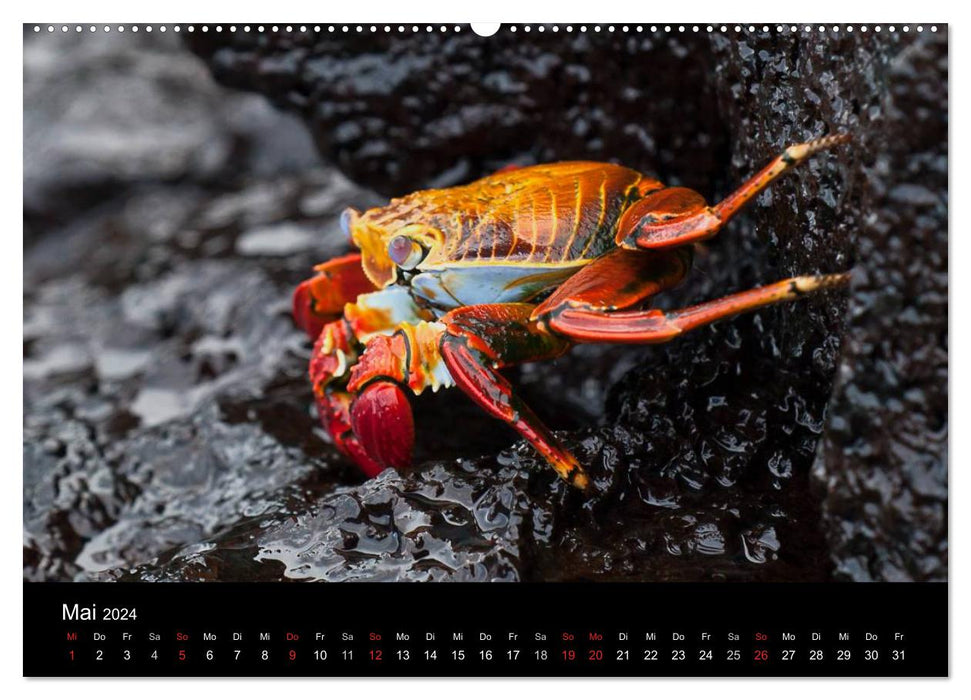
xmin=808 ymin=33 xmax=947 ymax=581
xmin=185 ymin=29 xmax=728 ymax=196
xmin=110 ymin=464 xmax=533 ymax=582
xmin=708 ymin=30 xmax=948 ymax=581
xmin=25 ymin=27 xmax=946 ymax=583
xmin=23 ymin=167 xmax=367 ymax=580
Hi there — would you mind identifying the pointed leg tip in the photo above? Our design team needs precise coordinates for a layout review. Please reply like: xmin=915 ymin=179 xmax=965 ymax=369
xmin=549 ymin=451 xmax=592 ymax=492
xmin=571 ymin=470 xmax=592 ymax=492
xmin=784 ymin=132 xmax=852 ymax=164
xmin=823 ymin=132 xmax=852 ymax=145
xmin=807 ymin=132 xmax=853 ymax=154
xmin=792 ymin=271 xmax=852 ymax=294
xmin=815 ymin=271 xmax=853 ymax=288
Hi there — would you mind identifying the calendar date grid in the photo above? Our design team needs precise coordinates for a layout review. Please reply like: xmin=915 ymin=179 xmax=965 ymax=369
xmin=61 ymin=624 xmax=913 ymax=672
xmin=26 ymin=582 xmax=946 ymax=677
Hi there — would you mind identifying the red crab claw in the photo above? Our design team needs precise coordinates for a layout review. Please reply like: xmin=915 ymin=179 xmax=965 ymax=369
xmin=317 ymin=390 xmax=386 ymax=478
xmin=350 ymin=381 xmax=415 ymax=473
xmin=293 ymin=253 xmax=376 ymax=339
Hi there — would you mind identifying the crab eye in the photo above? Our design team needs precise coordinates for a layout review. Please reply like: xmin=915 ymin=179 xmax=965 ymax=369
xmin=340 ymin=207 xmax=359 ymax=241
xmin=387 ymin=235 xmax=425 ymax=270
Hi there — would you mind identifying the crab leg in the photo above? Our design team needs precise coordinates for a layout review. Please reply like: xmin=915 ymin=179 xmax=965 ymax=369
xmin=616 ymin=133 xmax=850 ymax=250
xmin=435 ymin=304 xmax=589 ymax=489
xmin=544 ymin=273 xmax=850 ymax=344
xmin=293 ymin=253 xmax=377 ymax=339
xmin=342 ymin=308 xmax=580 ymax=486
xmin=532 ymin=247 xmax=691 ymax=321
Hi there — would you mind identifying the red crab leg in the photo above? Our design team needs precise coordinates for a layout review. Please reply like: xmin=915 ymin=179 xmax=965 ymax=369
xmin=545 ymin=273 xmax=850 ymax=344
xmin=293 ymin=253 xmax=377 ymax=339
xmin=436 ymin=304 xmax=588 ymax=489
xmin=616 ymin=133 xmax=850 ymax=250
xmin=532 ymin=247 xmax=691 ymax=321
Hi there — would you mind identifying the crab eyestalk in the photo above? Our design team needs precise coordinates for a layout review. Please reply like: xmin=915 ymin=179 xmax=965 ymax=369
xmin=387 ymin=235 xmax=425 ymax=270
xmin=340 ymin=207 xmax=360 ymax=242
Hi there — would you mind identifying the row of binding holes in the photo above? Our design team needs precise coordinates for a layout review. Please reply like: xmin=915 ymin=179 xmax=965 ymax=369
xmin=512 ymin=25 xmax=938 ymax=33
xmin=32 ymin=24 xmax=940 ymax=34
xmin=31 ymin=25 xmax=465 ymax=33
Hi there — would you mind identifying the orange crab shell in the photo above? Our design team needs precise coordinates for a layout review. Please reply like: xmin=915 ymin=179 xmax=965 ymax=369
xmin=348 ymin=162 xmax=665 ymax=291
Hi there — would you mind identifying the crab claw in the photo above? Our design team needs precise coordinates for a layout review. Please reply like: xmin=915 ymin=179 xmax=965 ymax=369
xmin=292 ymin=253 xmax=377 ymax=339
xmin=316 ymin=391 xmax=386 ymax=478
xmin=350 ymin=381 xmax=415 ymax=473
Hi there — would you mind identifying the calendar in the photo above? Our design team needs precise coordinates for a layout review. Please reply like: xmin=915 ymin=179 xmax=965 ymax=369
xmin=25 ymin=583 xmax=946 ymax=676
xmin=23 ymin=20 xmax=948 ymax=680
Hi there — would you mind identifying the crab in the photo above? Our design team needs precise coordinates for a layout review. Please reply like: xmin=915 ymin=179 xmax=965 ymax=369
xmin=293 ymin=134 xmax=850 ymax=491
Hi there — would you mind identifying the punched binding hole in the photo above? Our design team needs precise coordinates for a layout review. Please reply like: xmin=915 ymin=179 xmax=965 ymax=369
xmin=471 ymin=23 xmax=500 ymax=37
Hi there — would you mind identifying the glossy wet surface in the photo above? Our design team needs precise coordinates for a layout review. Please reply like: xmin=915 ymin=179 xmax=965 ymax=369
xmin=24 ymin=29 xmax=946 ymax=582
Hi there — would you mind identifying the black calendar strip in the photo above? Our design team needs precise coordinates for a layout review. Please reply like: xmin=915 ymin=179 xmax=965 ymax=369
xmin=24 ymin=582 xmax=947 ymax=677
